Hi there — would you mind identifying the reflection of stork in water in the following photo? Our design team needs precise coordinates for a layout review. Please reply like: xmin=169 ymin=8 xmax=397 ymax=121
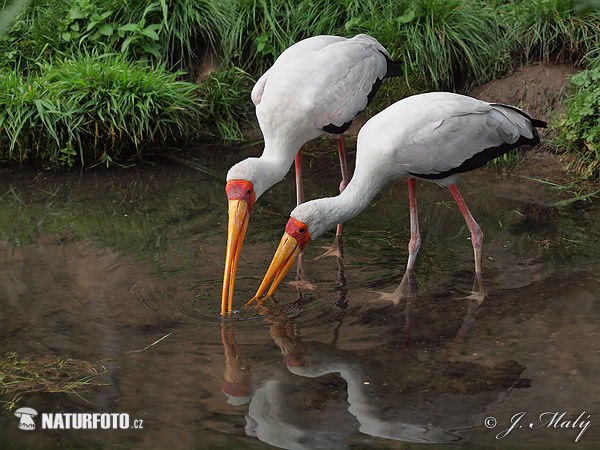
xmin=371 ymin=271 xmax=486 ymax=359
xmin=441 ymin=274 xmax=486 ymax=363
xmin=243 ymin=301 xmax=461 ymax=445
xmin=221 ymin=322 xmax=252 ymax=406
xmin=257 ymin=299 xmax=307 ymax=367
xmin=224 ymin=294 xmax=523 ymax=448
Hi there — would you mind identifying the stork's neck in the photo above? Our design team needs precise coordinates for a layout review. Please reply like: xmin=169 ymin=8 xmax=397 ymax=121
xmin=336 ymin=171 xmax=388 ymax=222
xmin=255 ymin=141 xmax=301 ymax=196
xmin=294 ymin=167 xmax=389 ymax=238
xmin=227 ymin=137 xmax=303 ymax=200
xmin=262 ymin=140 xmax=299 ymax=171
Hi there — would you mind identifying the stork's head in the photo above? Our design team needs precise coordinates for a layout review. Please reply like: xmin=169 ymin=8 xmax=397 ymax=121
xmin=226 ymin=158 xmax=272 ymax=200
xmin=249 ymin=198 xmax=344 ymax=301
xmin=222 ymin=157 xmax=290 ymax=314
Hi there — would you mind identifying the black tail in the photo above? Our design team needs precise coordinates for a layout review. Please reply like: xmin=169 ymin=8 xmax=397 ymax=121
xmin=529 ymin=118 xmax=547 ymax=128
xmin=384 ymin=55 xmax=403 ymax=79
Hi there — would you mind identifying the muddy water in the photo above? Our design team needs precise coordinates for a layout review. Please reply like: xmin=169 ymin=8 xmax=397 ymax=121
xmin=1 ymin=142 xmax=599 ymax=449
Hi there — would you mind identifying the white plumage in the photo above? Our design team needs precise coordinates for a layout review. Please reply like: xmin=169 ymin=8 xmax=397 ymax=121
xmin=228 ymin=34 xmax=399 ymax=199
xmin=293 ymin=92 xmax=543 ymax=238
xmin=250 ymin=92 xmax=546 ymax=301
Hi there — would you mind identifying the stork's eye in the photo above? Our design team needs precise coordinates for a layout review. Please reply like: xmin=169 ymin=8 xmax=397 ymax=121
xmin=247 ymin=188 xmax=253 ymax=195
xmin=298 ymin=227 xmax=306 ymax=234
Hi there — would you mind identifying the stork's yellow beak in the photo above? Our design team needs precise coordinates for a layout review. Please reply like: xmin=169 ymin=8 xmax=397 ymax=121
xmin=221 ymin=180 xmax=255 ymax=315
xmin=248 ymin=233 xmax=302 ymax=304
xmin=221 ymin=200 xmax=250 ymax=314
xmin=246 ymin=218 xmax=311 ymax=306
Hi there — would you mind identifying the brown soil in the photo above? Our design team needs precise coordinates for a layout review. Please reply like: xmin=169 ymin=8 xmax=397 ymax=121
xmin=470 ymin=63 xmax=578 ymax=177
xmin=469 ymin=63 xmax=577 ymax=130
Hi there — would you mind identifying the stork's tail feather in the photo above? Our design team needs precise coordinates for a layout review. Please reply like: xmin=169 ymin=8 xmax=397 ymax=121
xmin=530 ymin=118 xmax=547 ymax=128
xmin=530 ymin=126 xmax=541 ymax=146
xmin=384 ymin=55 xmax=403 ymax=78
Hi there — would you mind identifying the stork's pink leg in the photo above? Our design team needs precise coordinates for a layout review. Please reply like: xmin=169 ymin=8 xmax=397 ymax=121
xmin=294 ymin=150 xmax=305 ymax=278
xmin=406 ymin=178 xmax=421 ymax=272
xmin=294 ymin=150 xmax=305 ymax=206
xmin=335 ymin=135 xmax=349 ymax=236
xmin=448 ymin=184 xmax=483 ymax=274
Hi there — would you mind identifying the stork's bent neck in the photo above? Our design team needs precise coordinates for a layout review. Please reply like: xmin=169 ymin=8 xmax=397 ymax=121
xmin=258 ymin=143 xmax=300 ymax=193
xmin=334 ymin=171 xmax=388 ymax=222
xmin=293 ymin=168 xmax=388 ymax=238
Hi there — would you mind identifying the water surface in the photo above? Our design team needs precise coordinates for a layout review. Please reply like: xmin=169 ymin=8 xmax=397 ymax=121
xmin=1 ymin=142 xmax=599 ymax=448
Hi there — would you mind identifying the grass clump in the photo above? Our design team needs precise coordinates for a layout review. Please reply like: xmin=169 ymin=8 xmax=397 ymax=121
xmin=508 ymin=0 xmax=600 ymax=64
xmin=0 ymin=352 xmax=108 ymax=410
xmin=198 ymin=66 xmax=254 ymax=140
xmin=556 ymin=68 xmax=600 ymax=180
xmin=346 ymin=0 xmax=514 ymax=90
xmin=219 ymin=0 xmax=345 ymax=72
xmin=402 ymin=0 xmax=513 ymax=90
xmin=0 ymin=1 xmax=67 ymax=72
xmin=149 ymin=0 xmax=229 ymax=71
xmin=0 ymin=0 xmax=227 ymax=76
xmin=61 ymin=0 xmax=229 ymax=74
xmin=0 ymin=53 xmax=201 ymax=167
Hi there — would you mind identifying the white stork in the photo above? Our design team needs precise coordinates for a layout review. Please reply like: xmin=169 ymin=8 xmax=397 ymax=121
xmin=249 ymin=92 xmax=547 ymax=301
xmin=222 ymin=34 xmax=403 ymax=314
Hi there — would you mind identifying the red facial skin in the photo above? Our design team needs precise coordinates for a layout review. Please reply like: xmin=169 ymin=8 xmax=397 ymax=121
xmin=226 ymin=180 xmax=255 ymax=213
xmin=285 ymin=217 xmax=311 ymax=251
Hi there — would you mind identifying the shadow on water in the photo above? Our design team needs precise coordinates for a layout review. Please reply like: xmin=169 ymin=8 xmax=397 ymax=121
xmin=1 ymin=141 xmax=600 ymax=448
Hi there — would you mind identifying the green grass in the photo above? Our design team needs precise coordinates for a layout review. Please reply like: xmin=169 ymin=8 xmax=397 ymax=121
xmin=0 ymin=0 xmax=31 ymax=35
xmin=346 ymin=0 xmax=514 ymax=90
xmin=583 ymin=34 xmax=600 ymax=66
xmin=197 ymin=66 xmax=254 ymax=140
xmin=0 ymin=53 xmax=201 ymax=167
xmin=0 ymin=1 xmax=67 ymax=72
xmin=522 ymin=175 xmax=600 ymax=206
xmin=219 ymin=0 xmax=516 ymax=90
xmin=507 ymin=0 xmax=600 ymax=64
xmin=216 ymin=0 xmax=346 ymax=72
xmin=0 ymin=0 xmax=229 ymax=76
xmin=489 ymin=148 xmax=522 ymax=167
xmin=0 ymin=0 xmax=599 ymax=165
xmin=151 ymin=0 xmax=229 ymax=72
